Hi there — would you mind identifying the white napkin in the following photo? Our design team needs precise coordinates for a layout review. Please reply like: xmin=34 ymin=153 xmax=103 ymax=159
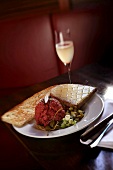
xmin=80 ymin=99 xmax=113 ymax=149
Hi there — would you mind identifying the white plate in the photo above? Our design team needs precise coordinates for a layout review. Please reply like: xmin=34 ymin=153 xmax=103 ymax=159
xmin=13 ymin=93 xmax=104 ymax=138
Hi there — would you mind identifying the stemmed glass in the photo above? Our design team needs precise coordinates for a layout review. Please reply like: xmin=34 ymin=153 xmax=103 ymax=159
xmin=55 ymin=31 xmax=74 ymax=83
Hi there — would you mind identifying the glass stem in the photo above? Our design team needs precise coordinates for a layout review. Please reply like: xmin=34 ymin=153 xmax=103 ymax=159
xmin=66 ymin=63 xmax=72 ymax=84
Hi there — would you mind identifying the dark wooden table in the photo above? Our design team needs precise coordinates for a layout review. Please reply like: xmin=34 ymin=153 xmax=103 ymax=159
xmin=0 ymin=62 xmax=113 ymax=170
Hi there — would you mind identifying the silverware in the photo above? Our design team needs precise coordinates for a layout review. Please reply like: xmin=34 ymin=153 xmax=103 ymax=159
xmin=89 ymin=118 xmax=113 ymax=148
xmin=80 ymin=112 xmax=113 ymax=142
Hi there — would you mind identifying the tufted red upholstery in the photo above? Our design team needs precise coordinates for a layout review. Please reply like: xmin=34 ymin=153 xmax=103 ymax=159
xmin=0 ymin=4 xmax=113 ymax=97
xmin=0 ymin=14 xmax=59 ymax=97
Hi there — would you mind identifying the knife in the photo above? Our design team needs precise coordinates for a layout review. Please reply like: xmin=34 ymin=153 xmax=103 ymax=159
xmin=89 ymin=118 xmax=113 ymax=148
xmin=80 ymin=112 xmax=113 ymax=142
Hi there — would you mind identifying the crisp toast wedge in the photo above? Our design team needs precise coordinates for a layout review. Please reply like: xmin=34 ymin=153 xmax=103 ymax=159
xmin=1 ymin=86 xmax=54 ymax=127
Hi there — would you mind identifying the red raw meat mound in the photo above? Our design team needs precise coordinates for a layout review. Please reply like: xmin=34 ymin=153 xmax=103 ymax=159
xmin=35 ymin=98 xmax=65 ymax=127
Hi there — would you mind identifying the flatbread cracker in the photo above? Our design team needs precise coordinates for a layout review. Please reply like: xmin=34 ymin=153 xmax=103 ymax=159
xmin=50 ymin=84 xmax=97 ymax=109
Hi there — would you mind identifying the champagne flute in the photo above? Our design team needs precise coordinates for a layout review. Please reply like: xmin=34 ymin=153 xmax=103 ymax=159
xmin=55 ymin=31 xmax=74 ymax=83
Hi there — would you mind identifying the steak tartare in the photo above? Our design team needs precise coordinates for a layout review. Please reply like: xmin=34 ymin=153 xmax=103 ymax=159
xmin=35 ymin=97 xmax=66 ymax=129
